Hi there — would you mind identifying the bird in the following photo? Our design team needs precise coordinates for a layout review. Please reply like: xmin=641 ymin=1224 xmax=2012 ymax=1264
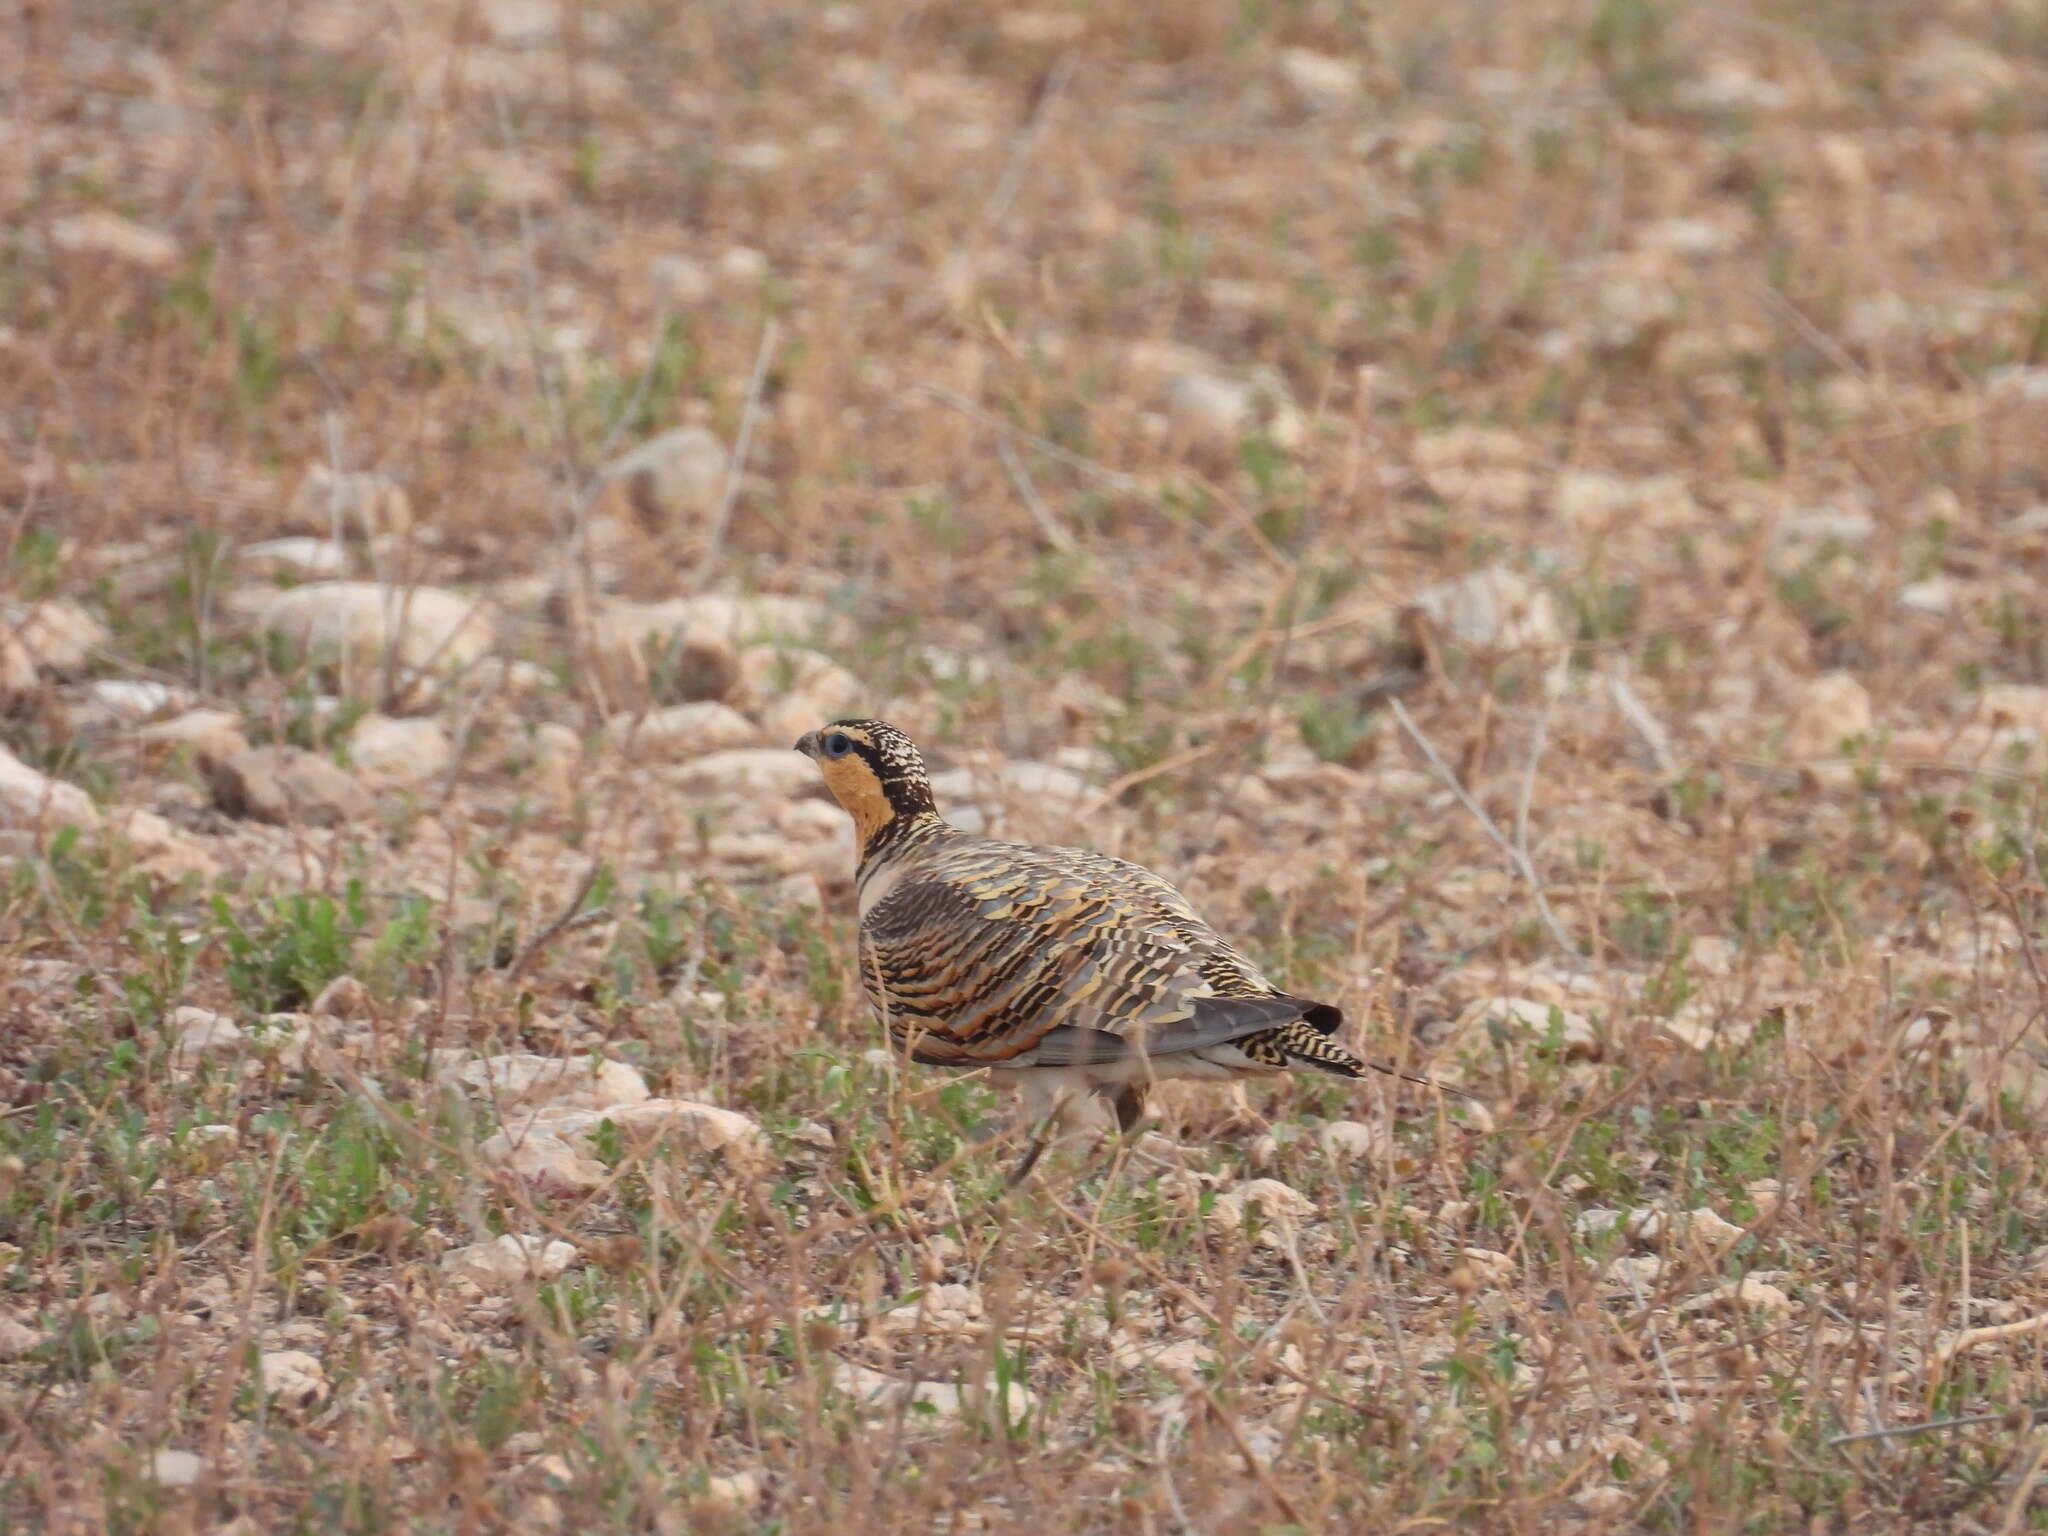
xmin=794 ymin=718 xmax=1465 ymax=1181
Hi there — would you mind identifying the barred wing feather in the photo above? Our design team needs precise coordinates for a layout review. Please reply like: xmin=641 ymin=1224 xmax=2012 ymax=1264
xmin=860 ymin=842 xmax=1301 ymax=1066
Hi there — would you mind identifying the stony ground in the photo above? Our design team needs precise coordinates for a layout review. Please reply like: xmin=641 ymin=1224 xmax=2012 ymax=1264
xmin=6 ymin=0 xmax=2048 ymax=1531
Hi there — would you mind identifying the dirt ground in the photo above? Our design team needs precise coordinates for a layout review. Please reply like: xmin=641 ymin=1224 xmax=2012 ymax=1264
xmin=5 ymin=0 xmax=2048 ymax=1530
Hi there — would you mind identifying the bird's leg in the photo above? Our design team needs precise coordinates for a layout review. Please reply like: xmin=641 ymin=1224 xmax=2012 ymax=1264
xmin=1103 ymin=1083 xmax=1175 ymax=1168
xmin=1109 ymin=1084 xmax=1148 ymax=1135
xmin=1005 ymin=1073 xmax=1115 ymax=1187
xmin=1216 ymin=1082 xmax=1273 ymax=1137
xmin=1006 ymin=1092 xmax=1069 ymax=1187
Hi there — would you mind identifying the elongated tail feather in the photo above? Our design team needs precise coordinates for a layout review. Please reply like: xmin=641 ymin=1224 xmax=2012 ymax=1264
xmin=1246 ymin=1016 xmax=1476 ymax=1099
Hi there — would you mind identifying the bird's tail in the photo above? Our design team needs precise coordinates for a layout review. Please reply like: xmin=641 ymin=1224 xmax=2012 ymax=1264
xmin=1267 ymin=1017 xmax=1477 ymax=1099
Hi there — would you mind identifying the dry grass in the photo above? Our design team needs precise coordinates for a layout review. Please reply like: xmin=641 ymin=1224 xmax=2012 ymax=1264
xmin=6 ymin=0 xmax=2048 ymax=1530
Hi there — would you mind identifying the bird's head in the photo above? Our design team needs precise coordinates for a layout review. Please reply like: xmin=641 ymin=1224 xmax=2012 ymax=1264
xmin=793 ymin=718 xmax=939 ymax=850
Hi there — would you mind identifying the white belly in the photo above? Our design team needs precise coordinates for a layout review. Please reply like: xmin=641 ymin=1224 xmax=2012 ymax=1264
xmin=990 ymin=1044 xmax=1276 ymax=1086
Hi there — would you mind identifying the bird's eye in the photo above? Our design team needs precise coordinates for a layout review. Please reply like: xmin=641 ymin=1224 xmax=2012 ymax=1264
xmin=823 ymin=732 xmax=853 ymax=758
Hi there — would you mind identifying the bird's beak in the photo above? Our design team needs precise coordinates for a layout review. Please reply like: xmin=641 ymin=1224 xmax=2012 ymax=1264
xmin=793 ymin=731 xmax=821 ymax=759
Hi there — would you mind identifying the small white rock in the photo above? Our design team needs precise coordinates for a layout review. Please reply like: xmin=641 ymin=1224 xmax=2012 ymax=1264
xmin=605 ymin=701 xmax=761 ymax=758
xmin=1605 ymin=1254 xmax=1665 ymax=1291
xmin=1412 ymin=424 xmax=1535 ymax=472
xmin=10 ymin=600 xmax=111 ymax=673
xmin=253 ymin=582 xmax=494 ymax=680
xmin=1208 ymin=1178 xmax=1316 ymax=1236
xmin=482 ymin=0 xmax=559 ymax=45
xmin=1685 ymin=1208 xmax=1746 ymax=1247
xmin=481 ymin=1097 xmax=768 ymax=1187
xmin=876 ymin=1283 xmax=985 ymax=1335
xmin=585 ymin=592 xmax=825 ymax=697
xmin=0 ymin=1314 xmax=43 ymax=1360
xmin=78 ymin=679 xmax=181 ymax=724
xmin=1689 ymin=1274 xmax=1794 ymax=1317
xmin=1276 ymin=46 xmax=1362 ymax=110
xmin=138 ymin=708 xmax=248 ymax=763
xmin=767 ymin=871 xmax=823 ymax=913
xmin=185 ymin=1123 xmax=239 ymax=1158
xmin=605 ymin=426 xmax=728 ymax=528
xmin=1575 ymin=1207 xmax=1635 ymax=1240
xmin=311 ymin=974 xmax=372 ymax=1020
xmin=666 ymin=748 xmax=820 ymax=802
xmin=170 ymin=1007 xmax=244 ymax=1063
xmin=240 ymin=536 xmax=349 ymax=580
xmin=258 ymin=1349 xmax=329 ymax=1410
xmin=1459 ymin=1247 xmax=1516 ymax=1281
xmin=652 ymin=253 xmax=712 ymax=305
xmin=599 ymin=1099 xmax=768 ymax=1164
xmin=1316 ymin=1120 xmax=1386 ymax=1161
xmin=1410 ymin=567 xmax=1563 ymax=653
xmin=829 ymin=1359 xmax=1037 ymax=1427
xmin=453 ymin=1053 xmax=649 ymax=1111
xmin=478 ymin=1130 xmax=609 ymax=1196
xmin=733 ymin=645 xmax=865 ymax=747
xmin=347 ymin=714 xmax=453 ymax=788
xmin=1781 ymin=671 xmax=1872 ymax=762
xmin=1773 ymin=505 xmax=1875 ymax=552
xmin=53 ymin=211 xmax=180 ymax=272
xmin=1455 ymin=996 xmax=1599 ymax=1059
xmin=719 ymin=247 xmax=769 ymax=284
xmin=1896 ymin=577 xmax=1955 ymax=616
xmin=0 ymin=745 xmax=99 ymax=833
xmin=286 ymin=466 xmax=414 ymax=539
xmin=1576 ymin=1485 xmax=1633 ymax=1518
xmin=441 ymin=1233 xmax=580 ymax=1288
xmin=1165 ymin=369 xmax=1302 ymax=451
xmin=701 ymin=1470 xmax=762 ymax=1513
xmin=149 ymin=1448 xmax=205 ymax=1487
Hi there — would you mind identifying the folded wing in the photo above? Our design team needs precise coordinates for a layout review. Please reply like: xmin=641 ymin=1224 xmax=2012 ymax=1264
xmin=861 ymin=842 xmax=1312 ymax=1066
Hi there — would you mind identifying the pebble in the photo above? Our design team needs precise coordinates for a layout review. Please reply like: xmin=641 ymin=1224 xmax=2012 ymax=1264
xmin=170 ymin=1006 xmax=244 ymax=1063
xmin=73 ymin=679 xmax=183 ymax=727
xmin=584 ymin=593 xmax=825 ymax=699
xmin=442 ymin=1234 xmax=580 ymax=1288
xmin=7 ymin=599 xmax=110 ymax=674
xmin=1316 ymin=1120 xmax=1387 ymax=1162
xmin=285 ymin=466 xmax=414 ymax=539
xmin=666 ymin=747 xmax=820 ymax=801
xmin=700 ymin=1470 xmax=763 ymax=1514
xmin=258 ymin=1349 xmax=329 ymax=1411
xmin=206 ymin=745 xmax=376 ymax=827
xmin=0 ymin=745 xmax=100 ymax=831
xmin=481 ymin=1098 xmax=769 ymax=1193
xmin=829 ymin=1359 xmax=1038 ymax=1427
xmin=347 ymin=714 xmax=454 ymax=788
xmin=240 ymin=537 xmax=349 ymax=580
xmin=1781 ymin=671 xmax=1871 ymax=762
xmin=606 ymin=427 xmax=727 ymax=530
xmin=53 ymin=211 xmax=180 ymax=271
xmin=733 ymin=646 xmax=864 ymax=746
xmin=1453 ymin=996 xmax=1600 ymax=1059
xmin=1276 ymin=46 xmax=1362 ymax=110
xmin=605 ymin=701 xmax=761 ymax=758
xmin=1688 ymin=1275 xmax=1794 ymax=1317
xmin=1409 ymin=567 xmax=1563 ymax=653
xmin=452 ymin=1053 xmax=650 ymax=1112
xmin=253 ymin=581 xmax=496 ymax=679
xmin=1164 ymin=368 xmax=1303 ymax=452
xmin=1208 ymin=1178 xmax=1316 ymax=1237
xmin=138 ymin=708 xmax=249 ymax=763
xmin=0 ymin=1314 xmax=43 ymax=1360
xmin=149 ymin=1448 xmax=205 ymax=1487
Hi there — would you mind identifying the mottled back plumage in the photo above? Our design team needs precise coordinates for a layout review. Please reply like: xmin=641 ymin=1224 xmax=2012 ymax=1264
xmin=794 ymin=719 xmax=1455 ymax=1150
